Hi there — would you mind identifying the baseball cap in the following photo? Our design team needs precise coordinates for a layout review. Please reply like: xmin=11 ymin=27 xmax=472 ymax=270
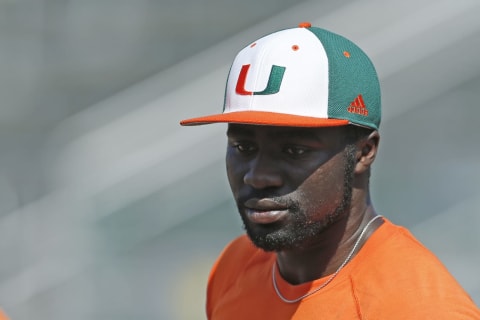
xmin=180 ymin=22 xmax=381 ymax=130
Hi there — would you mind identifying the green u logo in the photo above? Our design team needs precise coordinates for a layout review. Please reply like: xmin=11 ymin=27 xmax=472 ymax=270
xmin=235 ymin=64 xmax=286 ymax=95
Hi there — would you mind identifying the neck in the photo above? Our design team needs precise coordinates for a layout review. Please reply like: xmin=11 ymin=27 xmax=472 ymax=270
xmin=275 ymin=204 xmax=381 ymax=285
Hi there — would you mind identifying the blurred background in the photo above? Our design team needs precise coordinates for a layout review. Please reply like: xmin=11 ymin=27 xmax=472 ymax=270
xmin=0 ymin=0 xmax=479 ymax=319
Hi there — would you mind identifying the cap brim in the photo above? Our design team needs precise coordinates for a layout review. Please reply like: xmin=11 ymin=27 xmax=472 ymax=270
xmin=180 ymin=111 xmax=349 ymax=127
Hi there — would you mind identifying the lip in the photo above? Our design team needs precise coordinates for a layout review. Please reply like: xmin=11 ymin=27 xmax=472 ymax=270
xmin=244 ymin=198 xmax=289 ymax=224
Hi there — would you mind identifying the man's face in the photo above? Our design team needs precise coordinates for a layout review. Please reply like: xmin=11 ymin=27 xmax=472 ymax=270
xmin=226 ymin=124 xmax=357 ymax=252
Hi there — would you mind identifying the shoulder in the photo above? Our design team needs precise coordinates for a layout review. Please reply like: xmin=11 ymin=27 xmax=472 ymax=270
xmin=361 ymin=220 xmax=457 ymax=278
xmin=350 ymin=219 xmax=480 ymax=318
xmin=0 ymin=309 xmax=9 ymax=320
xmin=356 ymin=218 xmax=452 ymax=269
xmin=211 ymin=235 xmax=261 ymax=270
xmin=206 ymin=235 xmax=274 ymax=317
xmin=208 ymin=235 xmax=270 ymax=284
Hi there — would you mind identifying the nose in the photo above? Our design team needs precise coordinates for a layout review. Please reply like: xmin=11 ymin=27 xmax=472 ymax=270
xmin=243 ymin=153 xmax=283 ymax=190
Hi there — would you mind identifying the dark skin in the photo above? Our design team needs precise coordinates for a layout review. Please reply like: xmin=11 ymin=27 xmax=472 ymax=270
xmin=226 ymin=123 xmax=382 ymax=285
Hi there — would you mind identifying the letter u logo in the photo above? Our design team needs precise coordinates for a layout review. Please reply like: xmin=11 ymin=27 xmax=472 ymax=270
xmin=235 ymin=64 xmax=286 ymax=95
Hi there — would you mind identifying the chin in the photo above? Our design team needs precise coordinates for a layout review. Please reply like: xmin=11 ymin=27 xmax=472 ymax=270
xmin=244 ymin=213 xmax=343 ymax=252
xmin=244 ymin=224 xmax=304 ymax=252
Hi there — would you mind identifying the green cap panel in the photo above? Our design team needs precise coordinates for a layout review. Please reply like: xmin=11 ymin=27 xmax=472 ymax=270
xmin=307 ymin=27 xmax=381 ymax=130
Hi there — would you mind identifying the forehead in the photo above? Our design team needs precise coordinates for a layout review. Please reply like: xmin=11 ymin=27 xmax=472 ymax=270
xmin=226 ymin=124 xmax=348 ymax=141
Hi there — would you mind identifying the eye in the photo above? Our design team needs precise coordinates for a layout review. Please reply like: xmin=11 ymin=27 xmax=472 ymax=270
xmin=233 ymin=142 xmax=257 ymax=154
xmin=284 ymin=145 xmax=308 ymax=156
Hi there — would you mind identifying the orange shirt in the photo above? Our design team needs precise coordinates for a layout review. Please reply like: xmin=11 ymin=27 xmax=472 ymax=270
xmin=207 ymin=219 xmax=480 ymax=319
xmin=0 ymin=310 xmax=9 ymax=320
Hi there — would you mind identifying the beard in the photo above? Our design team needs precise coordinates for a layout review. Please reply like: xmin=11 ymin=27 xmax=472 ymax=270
xmin=239 ymin=145 xmax=357 ymax=252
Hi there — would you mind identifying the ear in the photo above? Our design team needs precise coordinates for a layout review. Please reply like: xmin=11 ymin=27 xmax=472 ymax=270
xmin=355 ymin=131 xmax=380 ymax=174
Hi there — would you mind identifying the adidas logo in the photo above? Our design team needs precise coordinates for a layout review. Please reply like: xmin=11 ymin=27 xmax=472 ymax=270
xmin=347 ymin=94 xmax=368 ymax=116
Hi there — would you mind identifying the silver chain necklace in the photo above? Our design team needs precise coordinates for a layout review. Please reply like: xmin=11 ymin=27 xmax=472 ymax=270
xmin=272 ymin=215 xmax=383 ymax=303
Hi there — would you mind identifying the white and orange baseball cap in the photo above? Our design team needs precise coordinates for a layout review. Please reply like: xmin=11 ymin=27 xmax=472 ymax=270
xmin=180 ymin=22 xmax=381 ymax=130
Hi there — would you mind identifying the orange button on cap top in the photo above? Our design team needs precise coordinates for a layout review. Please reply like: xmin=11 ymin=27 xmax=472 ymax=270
xmin=298 ymin=22 xmax=312 ymax=28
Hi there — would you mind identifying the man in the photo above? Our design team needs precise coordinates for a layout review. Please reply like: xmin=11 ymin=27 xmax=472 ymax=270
xmin=180 ymin=23 xmax=480 ymax=319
